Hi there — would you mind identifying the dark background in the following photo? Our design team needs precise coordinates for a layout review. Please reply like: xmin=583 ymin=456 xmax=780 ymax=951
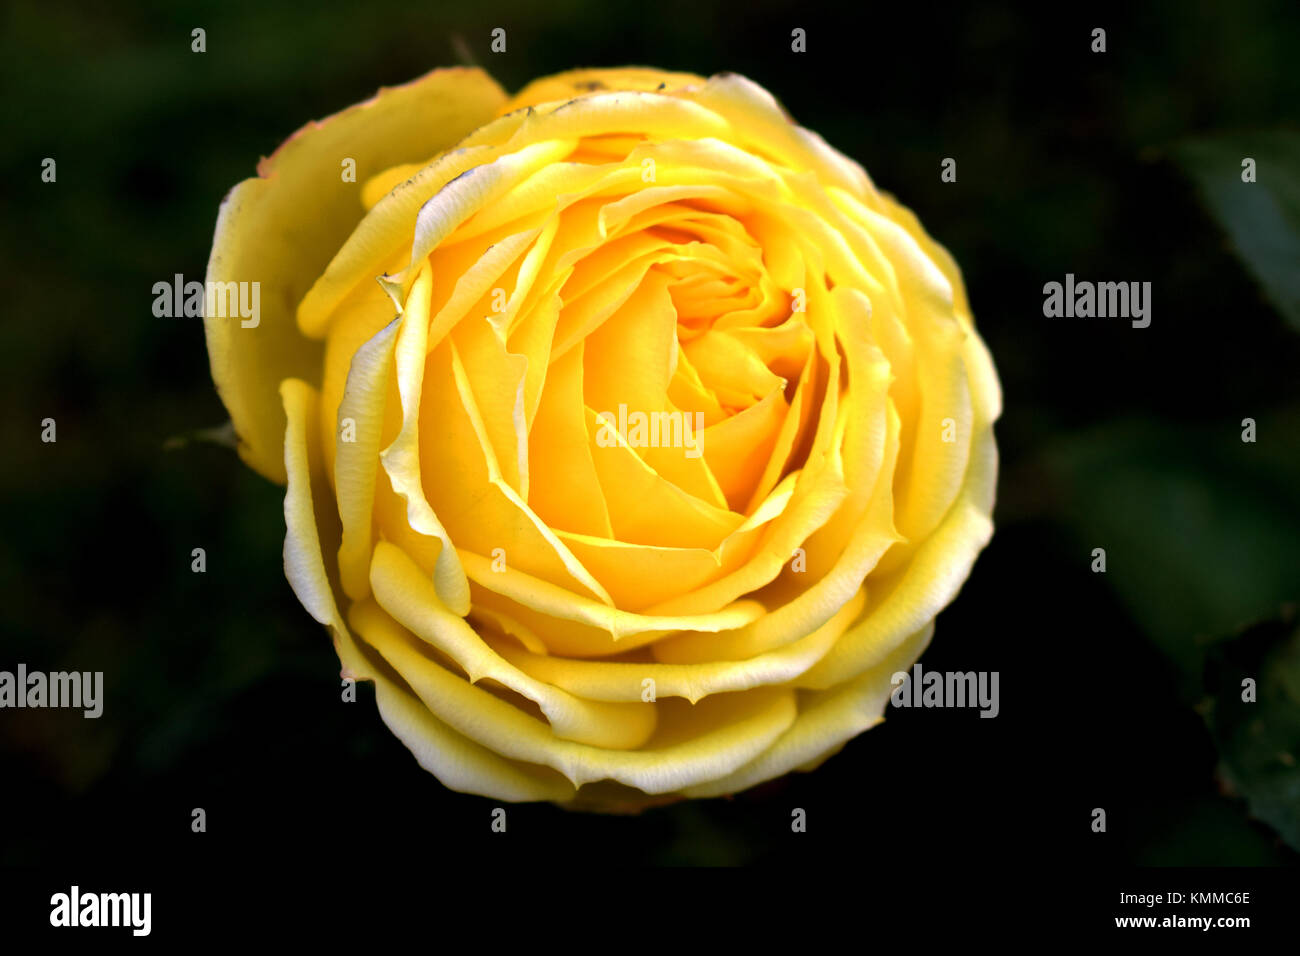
xmin=1 ymin=0 xmax=1298 ymax=880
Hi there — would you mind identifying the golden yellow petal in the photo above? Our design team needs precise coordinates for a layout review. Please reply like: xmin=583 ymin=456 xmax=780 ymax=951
xmin=206 ymin=68 xmax=507 ymax=482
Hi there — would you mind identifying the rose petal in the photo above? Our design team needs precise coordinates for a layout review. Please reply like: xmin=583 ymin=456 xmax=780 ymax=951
xmin=206 ymin=68 xmax=507 ymax=481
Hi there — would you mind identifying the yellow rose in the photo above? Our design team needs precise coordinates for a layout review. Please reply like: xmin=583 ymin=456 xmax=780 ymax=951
xmin=203 ymin=66 xmax=1001 ymax=811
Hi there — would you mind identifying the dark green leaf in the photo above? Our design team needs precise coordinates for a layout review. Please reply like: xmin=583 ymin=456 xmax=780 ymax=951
xmin=162 ymin=420 xmax=237 ymax=451
xmin=1040 ymin=414 xmax=1300 ymax=693
xmin=1172 ymin=130 xmax=1300 ymax=331
xmin=1202 ymin=613 xmax=1300 ymax=852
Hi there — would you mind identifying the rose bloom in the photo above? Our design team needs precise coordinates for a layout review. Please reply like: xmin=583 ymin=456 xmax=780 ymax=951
xmin=203 ymin=66 xmax=1000 ymax=812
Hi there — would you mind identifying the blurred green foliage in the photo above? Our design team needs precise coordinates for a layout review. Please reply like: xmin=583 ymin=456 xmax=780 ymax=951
xmin=1204 ymin=614 xmax=1300 ymax=852
xmin=1173 ymin=131 xmax=1300 ymax=331
xmin=1040 ymin=413 xmax=1300 ymax=695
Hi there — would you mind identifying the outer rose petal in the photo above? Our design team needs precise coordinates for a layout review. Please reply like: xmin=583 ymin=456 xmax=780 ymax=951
xmin=281 ymin=378 xmax=344 ymax=632
xmin=500 ymin=67 xmax=705 ymax=113
xmin=204 ymin=68 xmax=508 ymax=482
